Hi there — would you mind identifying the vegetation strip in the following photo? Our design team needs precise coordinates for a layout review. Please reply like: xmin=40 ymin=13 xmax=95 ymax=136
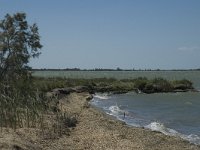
xmin=34 ymin=77 xmax=197 ymax=94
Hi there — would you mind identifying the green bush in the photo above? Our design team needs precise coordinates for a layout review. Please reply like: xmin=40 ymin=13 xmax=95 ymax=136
xmin=172 ymin=79 xmax=193 ymax=90
xmin=151 ymin=78 xmax=172 ymax=92
xmin=133 ymin=77 xmax=148 ymax=90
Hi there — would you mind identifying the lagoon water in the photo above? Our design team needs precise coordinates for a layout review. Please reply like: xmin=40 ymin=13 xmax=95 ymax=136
xmin=90 ymin=71 xmax=200 ymax=145
xmin=34 ymin=70 xmax=200 ymax=144
xmin=91 ymin=92 xmax=200 ymax=145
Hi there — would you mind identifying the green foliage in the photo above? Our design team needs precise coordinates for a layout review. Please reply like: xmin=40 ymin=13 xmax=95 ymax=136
xmin=133 ymin=77 xmax=148 ymax=90
xmin=0 ymin=12 xmax=43 ymax=130
xmin=33 ymin=77 xmax=66 ymax=92
xmin=0 ymin=13 xmax=42 ymax=81
xmin=33 ymin=77 xmax=194 ymax=94
xmin=150 ymin=78 xmax=172 ymax=92
xmin=171 ymin=79 xmax=193 ymax=90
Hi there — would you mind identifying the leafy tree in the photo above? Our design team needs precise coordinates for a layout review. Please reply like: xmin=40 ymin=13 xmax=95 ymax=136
xmin=0 ymin=12 xmax=42 ymax=83
xmin=0 ymin=12 xmax=43 ymax=129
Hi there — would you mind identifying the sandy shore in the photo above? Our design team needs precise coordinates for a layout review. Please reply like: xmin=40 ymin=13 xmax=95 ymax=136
xmin=0 ymin=92 xmax=200 ymax=150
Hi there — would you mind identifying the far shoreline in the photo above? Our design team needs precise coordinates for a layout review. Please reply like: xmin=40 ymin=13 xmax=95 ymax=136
xmin=31 ymin=68 xmax=200 ymax=72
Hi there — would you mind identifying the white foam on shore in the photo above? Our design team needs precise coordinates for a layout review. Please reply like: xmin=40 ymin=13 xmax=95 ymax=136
xmin=145 ymin=122 xmax=179 ymax=136
xmin=183 ymin=134 xmax=200 ymax=145
xmin=145 ymin=122 xmax=200 ymax=145
xmin=109 ymin=105 xmax=124 ymax=115
xmin=105 ymin=112 xmax=200 ymax=145
xmin=91 ymin=94 xmax=200 ymax=145
xmin=93 ymin=94 xmax=109 ymax=100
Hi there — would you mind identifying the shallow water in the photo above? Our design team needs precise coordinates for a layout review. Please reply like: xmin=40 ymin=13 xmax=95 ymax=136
xmin=91 ymin=92 xmax=200 ymax=145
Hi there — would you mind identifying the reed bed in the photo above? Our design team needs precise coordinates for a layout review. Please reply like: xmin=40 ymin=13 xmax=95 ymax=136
xmin=0 ymin=87 xmax=45 ymax=130
xmin=0 ymin=80 xmax=78 ymax=140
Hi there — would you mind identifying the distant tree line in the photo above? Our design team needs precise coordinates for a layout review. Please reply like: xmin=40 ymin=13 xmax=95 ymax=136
xmin=32 ymin=68 xmax=200 ymax=71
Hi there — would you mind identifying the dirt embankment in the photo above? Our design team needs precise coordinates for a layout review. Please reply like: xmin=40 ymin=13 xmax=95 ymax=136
xmin=0 ymin=92 xmax=200 ymax=150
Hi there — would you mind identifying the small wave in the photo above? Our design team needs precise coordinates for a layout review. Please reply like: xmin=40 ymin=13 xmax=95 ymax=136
xmin=109 ymin=105 xmax=124 ymax=115
xmin=183 ymin=134 xmax=200 ymax=145
xmin=93 ymin=94 xmax=109 ymax=100
xmin=145 ymin=122 xmax=200 ymax=145
xmin=145 ymin=122 xmax=178 ymax=136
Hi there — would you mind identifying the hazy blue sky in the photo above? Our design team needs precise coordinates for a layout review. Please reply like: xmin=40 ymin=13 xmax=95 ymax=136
xmin=1 ymin=0 xmax=200 ymax=69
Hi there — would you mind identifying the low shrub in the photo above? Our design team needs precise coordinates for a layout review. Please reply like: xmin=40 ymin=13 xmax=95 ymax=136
xmin=133 ymin=77 xmax=148 ymax=91
xmin=171 ymin=79 xmax=193 ymax=90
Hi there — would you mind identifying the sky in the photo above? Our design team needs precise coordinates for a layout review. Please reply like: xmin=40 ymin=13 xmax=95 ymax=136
xmin=0 ymin=0 xmax=200 ymax=69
